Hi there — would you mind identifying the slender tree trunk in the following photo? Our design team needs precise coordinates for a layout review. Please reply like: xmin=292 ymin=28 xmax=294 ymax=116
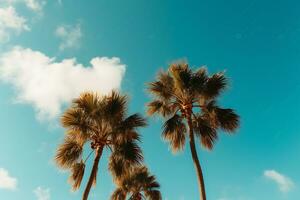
xmin=187 ymin=116 xmax=207 ymax=200
xmin=82 ymin=146 xmax=103 ymax=200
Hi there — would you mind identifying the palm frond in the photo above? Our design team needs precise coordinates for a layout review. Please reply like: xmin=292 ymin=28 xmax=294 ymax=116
xmin=193 ymin=115 xmax=218 ymax=150
xmin=68 ymin=161 xmax=85 ymax=191
xmin=112 ymin=130 xmax=141 ymax=146
xmin=190 ymin=67 xmax=208 ymax=96
xmin=55 ymin=135 xmax=83 ymax=169
xmin=73 ymin=92 xmax=100 ymax=114
xmin=104 ymin=91 xmax=128 ymax=121
xmin=114 ymin=166 xmax=161 ymax=200
xmin=61 ymin=107 xmax=90 ymax=133
xmin=121 ymin=114 xmax=147 ymax=130
xmin=113 ymin=141 xmax=144 ymax=165
xmin=205 ymin=101 xmax=240 ymax=132
xmin=147 ymin=100 xmax=177 ymax=117
xmin=203 ymin=72 xmax=227 ymax=99
xmin=108 ymin=156 xmax=126 ymax=179
xmin=66 ymin=129 xmax=89 ymax=144
xmin=162 ymin=114 xmax=187 ymax=153
xmin=169 ymin=62 xmax=192 ymax=94
xmin=215 ymin=108 xmax=240 ymax=132
xmin=145 ymin=190 xmax=162 ymax=200
xmin=110 ymin=188 xmax=126 ymax=200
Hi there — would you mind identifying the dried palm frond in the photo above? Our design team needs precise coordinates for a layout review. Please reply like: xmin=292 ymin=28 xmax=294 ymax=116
xmin=162 ymin=114 xmax=186 ymax=152
xmin=68 ymin=161 xmax=85 ymax=191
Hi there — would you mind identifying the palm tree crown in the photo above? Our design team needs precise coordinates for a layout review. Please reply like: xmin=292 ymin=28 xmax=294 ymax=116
xmin=111 ymin=166 xmax=161 ymax=200
xmin=147 ymin=62 xmax=240 ymax=200
xmin=55 ymin=91 xmax=147 ymax=200
xmin=147 ymin=62 xmax=239 ymax=151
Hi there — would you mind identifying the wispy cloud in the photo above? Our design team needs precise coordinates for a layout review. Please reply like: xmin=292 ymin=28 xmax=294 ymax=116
xmin=1 ymin=0 xmax=46 ymax=12
xmin=0 ymin=6 xmax=29 ymax=42
xmin=34 ymin=186 xmax=50 ymax=200
xmin=264 ymin=170 xmax=294 ymax=192
xmin=55 ymin=22 xmax=82 ymax=50
xmin=0 ymin=0 xmax=46 ymax=43
xmin=0 ymin=46 xmax=126 ymax=120
xmin=0 ymin=168 xmax=17 ymax=190
xmin=24 ymin=0 xmax=46 ymax=12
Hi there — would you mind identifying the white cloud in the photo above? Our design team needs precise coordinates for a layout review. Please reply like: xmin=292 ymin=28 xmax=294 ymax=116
xmin=55 ymin=23 xmax=82 ymax=50
xmin=264 ymin=170 xmax=294 ymax=192
xmin=24 ymin=0 xmax=46 ymax=12
xmin=0 ymin=46 xmax=126 ymax=120
xmin=0 ymin=6 xmax=29 ymax=42
xmin=34 ymin=186 xmax=50 ymax=200
xmin=1 ymin=0 xmax=46 ymax=12
xmin=0 ymin=168 xmax=17 ymax=190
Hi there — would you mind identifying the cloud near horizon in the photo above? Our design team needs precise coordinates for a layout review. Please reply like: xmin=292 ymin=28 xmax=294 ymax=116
xmin=0 ymin=46 xmax=126 ymax=120
xmin=0 ymin=168 xmax=17 ymax=190
xmin=264 ymin=170 xmax=294 ymax=192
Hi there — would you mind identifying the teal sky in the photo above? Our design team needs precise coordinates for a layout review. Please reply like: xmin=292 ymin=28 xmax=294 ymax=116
xmin=0 ymin=0 xmax=299 ymax=200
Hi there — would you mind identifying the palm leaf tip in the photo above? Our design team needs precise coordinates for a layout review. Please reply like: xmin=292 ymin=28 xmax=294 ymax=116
xmin=55 ymin=136 xmax=83 ymax=169
xmin=148 ymin=81 xmax=173 ymax=100
xmin=203 ymin=72 xmax=228 ymax=99
xmin=73 ymin=92 xmax=99 ymax=113
xmin=147 ymin=100 xmax=174 ymax=117
xmin=104 ymin=90 xmax=128 ymax=120
xmin=193 ymin=116 xmax=218 ymax=150
xmin=115 ymin=141 xmax=144 ymax=164
xmin=69 ymin=161 xmax=85 ymax=191
xmin=216 ymin=108 xmax=240 ymax=132
xmin=110 ymin=188 xmax=125 ymax=200
xmin=123 ymin=114 xmax=147 ymax=129
xmin=162 ymin=114 xmax=186 ymax=153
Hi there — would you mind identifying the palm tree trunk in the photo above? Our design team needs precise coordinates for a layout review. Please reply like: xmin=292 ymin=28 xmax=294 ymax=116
xmin=187 ymin=116 xmax=206 ymax=200
xmin=82 ymin=146 xmax=103 ymax=200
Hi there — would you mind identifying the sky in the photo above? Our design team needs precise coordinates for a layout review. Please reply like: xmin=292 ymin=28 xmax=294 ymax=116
xmin=0 ymin=0 xmax=299 ymax=200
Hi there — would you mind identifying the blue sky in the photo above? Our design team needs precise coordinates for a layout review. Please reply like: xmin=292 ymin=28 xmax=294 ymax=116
xmin=0 ymin=0 xmax=299 ymax=200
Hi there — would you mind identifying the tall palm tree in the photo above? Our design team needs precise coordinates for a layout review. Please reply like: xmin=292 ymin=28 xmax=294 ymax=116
xmin=147 ymin=62 xmax=240 ymax=200
xmin=55 ymin=91 xmax=147 ymax=200
xmin=111 ymin=166 xmax=161 ymax=200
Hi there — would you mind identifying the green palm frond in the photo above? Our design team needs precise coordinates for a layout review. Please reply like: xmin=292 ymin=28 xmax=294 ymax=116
xmin=162 ymin=114 xmax=187 ymax=153
xmin=68 ymin=161 xmax=85 ymax=191
xmin=203 ymin=72 xmax=227 ymax=99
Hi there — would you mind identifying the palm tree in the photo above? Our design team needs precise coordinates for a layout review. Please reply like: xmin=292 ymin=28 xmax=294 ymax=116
xmin=111 ymin=166 xmax=161 ymax=200
xmin=55 ymin=91 xmax=146 ymax=200
xmin=147 ymin=62 xmax=240 ymax=200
